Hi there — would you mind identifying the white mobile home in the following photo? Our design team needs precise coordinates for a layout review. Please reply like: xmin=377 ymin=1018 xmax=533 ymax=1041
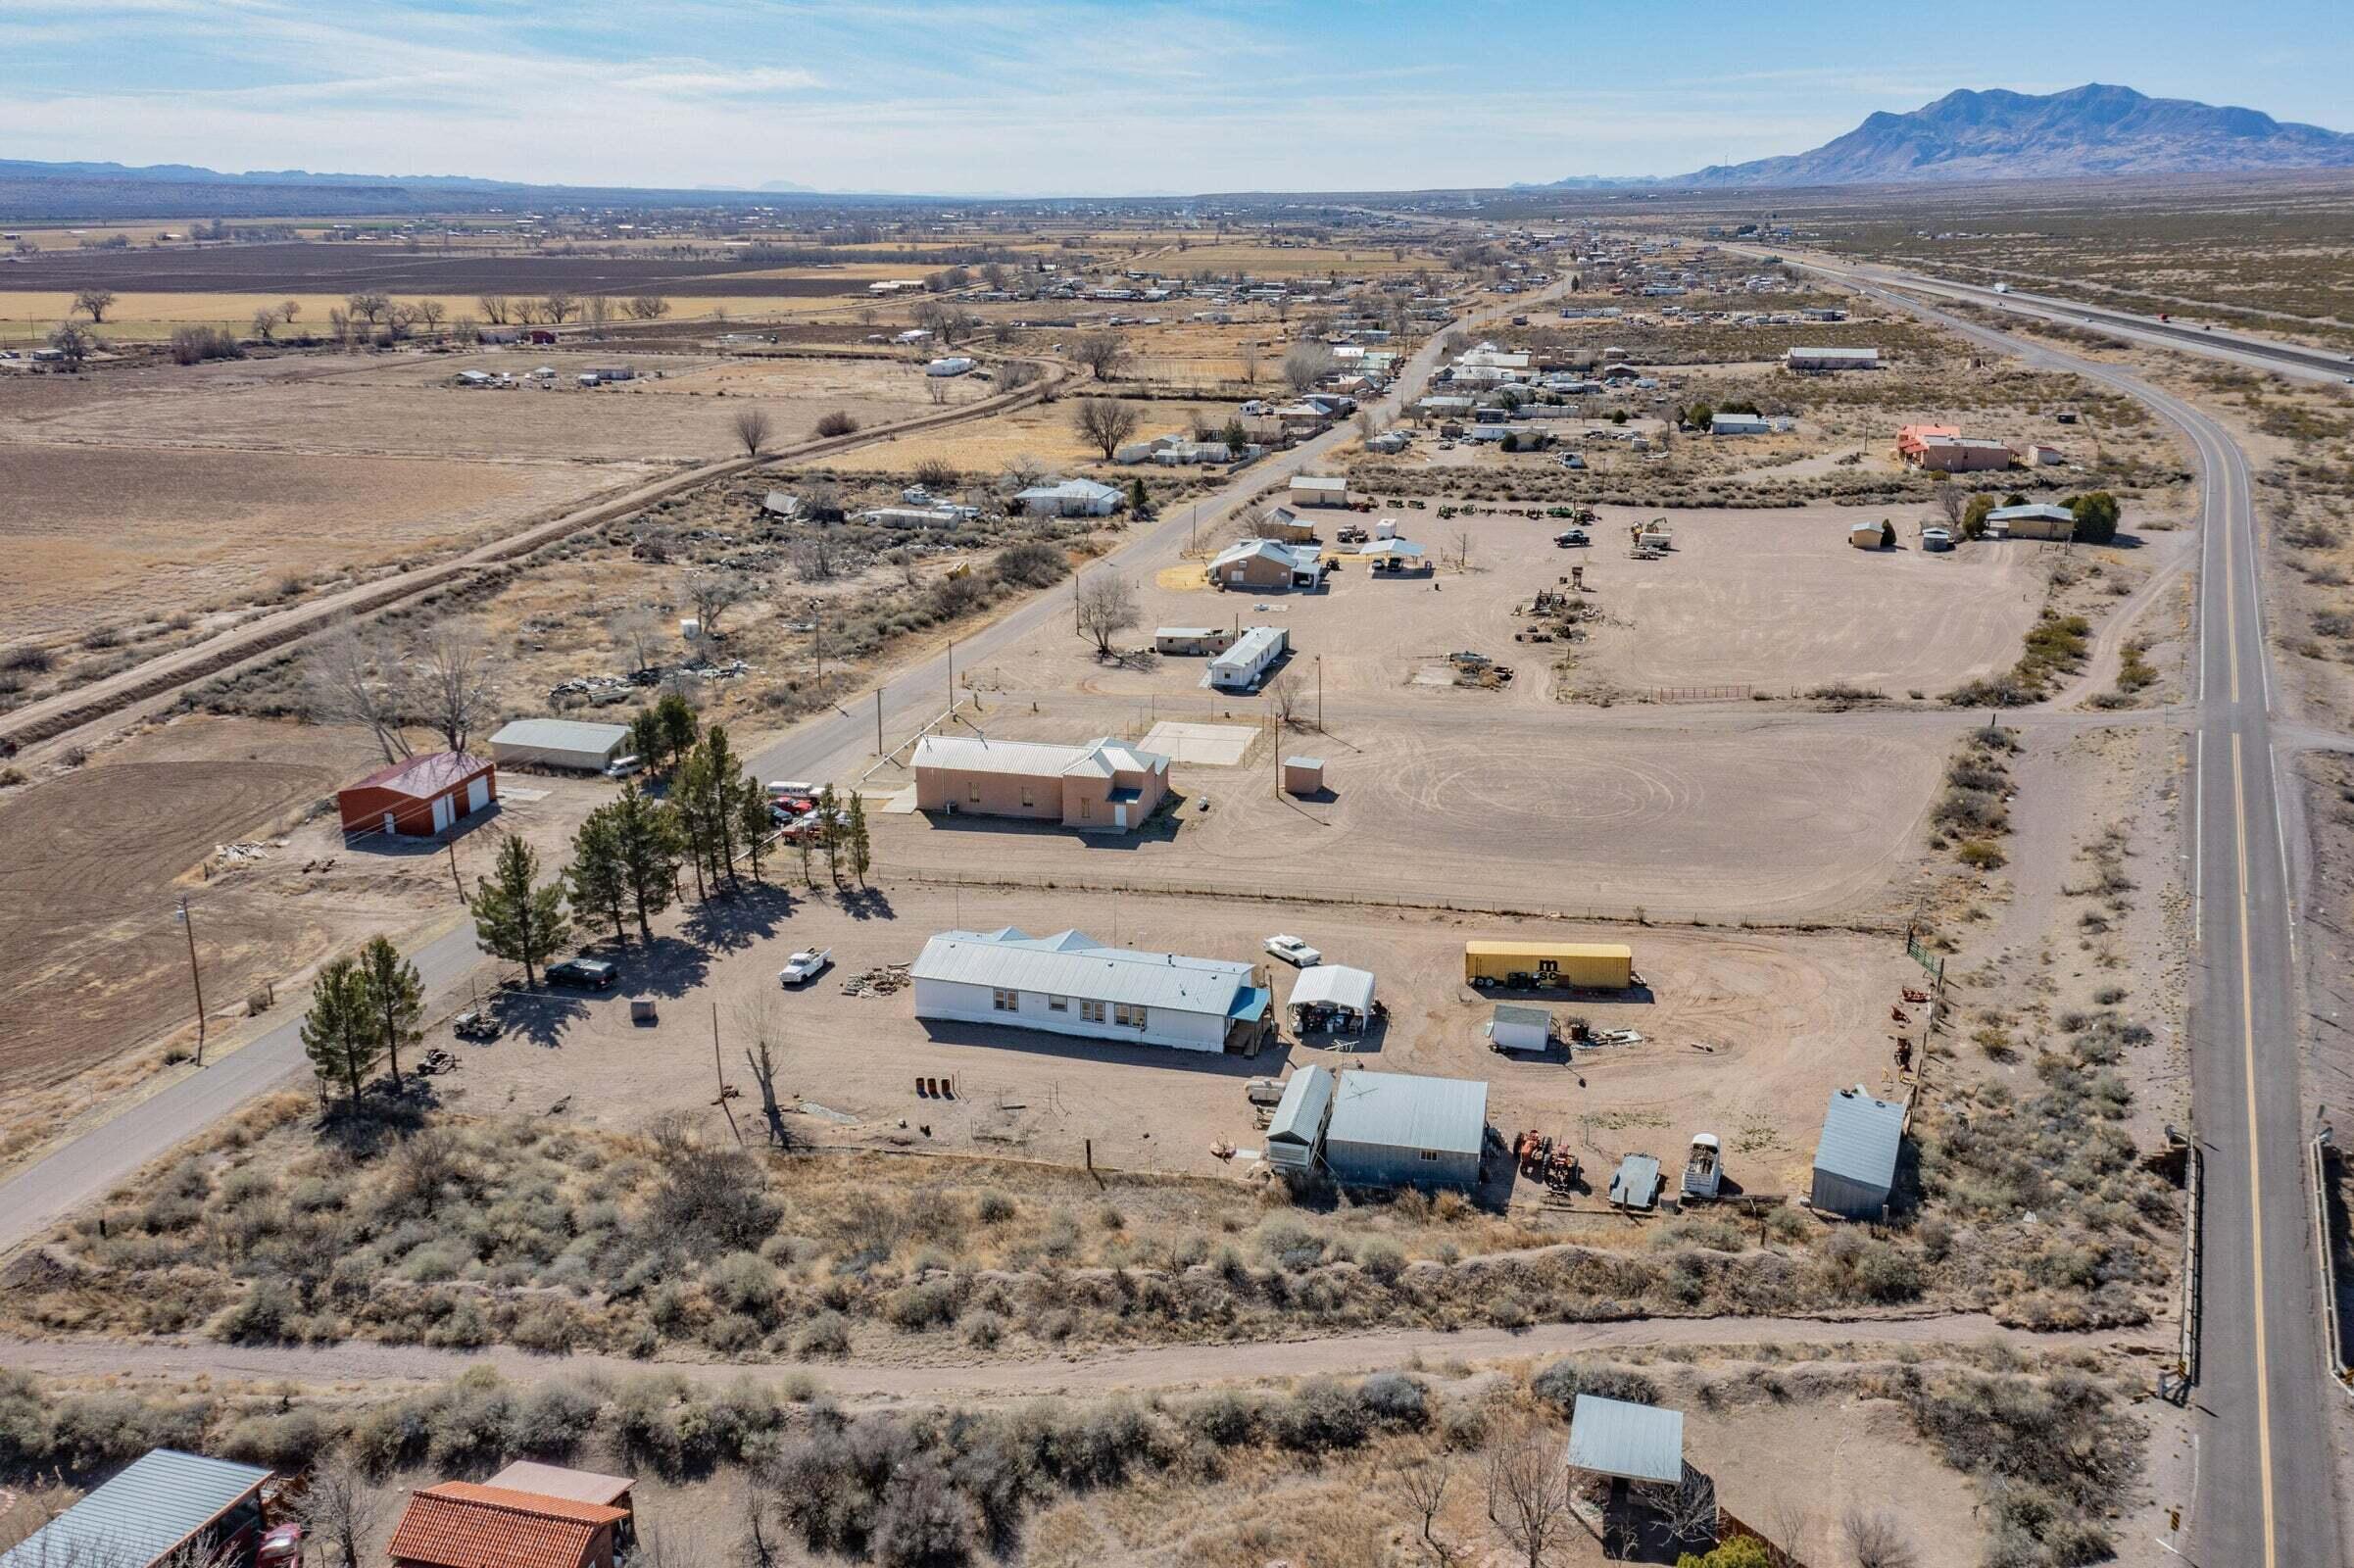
xmin=910 ymin=927 xmax=1272 ymax=1054
xmin=1012 ymin=478 xmax=1123 ymax=517
xmin=1205 ymin=625 xmax=1289 ymax=691
xmin=1290 ymin=475 xmax=1350 ymax=509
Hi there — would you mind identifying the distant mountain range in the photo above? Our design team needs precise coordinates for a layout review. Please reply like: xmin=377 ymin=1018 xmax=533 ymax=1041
xmin=1535 ymin=84 xmax=2354 ymax=189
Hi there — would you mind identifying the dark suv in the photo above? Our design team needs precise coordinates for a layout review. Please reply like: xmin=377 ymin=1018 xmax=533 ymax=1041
xmin=546 ymin=957 xmax=619 ymax=989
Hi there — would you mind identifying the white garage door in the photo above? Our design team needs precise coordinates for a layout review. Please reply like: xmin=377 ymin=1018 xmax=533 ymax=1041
xmin=431 ymin=794 xmax=455 ymax=833
xmin=466 ymin=775 xmax=490 ymax=814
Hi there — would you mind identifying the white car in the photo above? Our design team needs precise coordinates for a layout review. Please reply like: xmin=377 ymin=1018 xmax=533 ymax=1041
xmin=1264 ymin=934 xmax=1321 ymax=968
xmin=777 ymin=948 xmax=833 ymax=986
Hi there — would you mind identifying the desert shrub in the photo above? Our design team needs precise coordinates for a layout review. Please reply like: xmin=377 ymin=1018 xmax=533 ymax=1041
xmin=511 ymin=1379 xmax=602 ymax=1458
xmin=992 ymin=542 xmax=1068 ymax=588
xmin=886 ymin=1277 xmax=962 ymax=1332
xmin=814 ymin=411 xmax=859 ymax=437
xmin=1533 ymin=1360 xmax=1660 ymax=1414
xmin=1272 ymin=1376 xmax=1369 ymax=1452
xmin=708 ymin=1250 xmax=778 ymax=1315
xmin=170 ymin=325 xmax=246 ymax=365
xmin=1958 ymin=839 xmax=2008 ymax=869
xmin=974 ymin=1190 xmax=1016 ymax=1224
xmin=0 ymin=645 xmax=52 ymax=674
xmin=214 ymin=1278 xmax=302 ymax=1344
xmin=216 ymin=1406 xmax=333 ymax=1470
xmin=796 ymin=1310 xmax=852 ymax=1358
xmin=1356 ymin=1372 xmax=1427 ymax=1428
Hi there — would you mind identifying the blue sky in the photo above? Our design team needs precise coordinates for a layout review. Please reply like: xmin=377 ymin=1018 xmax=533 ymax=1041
xmin=1 ymin=0 xmax=2348 ymax=195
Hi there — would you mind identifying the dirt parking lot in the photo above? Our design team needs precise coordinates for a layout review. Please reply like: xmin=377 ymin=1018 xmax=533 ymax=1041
xmin=431 ymin=881 xmax=1918 ymax=1207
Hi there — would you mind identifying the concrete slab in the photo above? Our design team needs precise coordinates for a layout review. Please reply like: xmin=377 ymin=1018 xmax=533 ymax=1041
xmin=1141 ymin=720 xmax=1259 ymax=766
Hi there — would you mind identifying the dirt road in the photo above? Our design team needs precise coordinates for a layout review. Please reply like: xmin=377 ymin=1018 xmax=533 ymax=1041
xmin=0 ymin=1312 xmax=2158 ymax=1403
xmin=0 ymin=355 xmax=1072 ymax=760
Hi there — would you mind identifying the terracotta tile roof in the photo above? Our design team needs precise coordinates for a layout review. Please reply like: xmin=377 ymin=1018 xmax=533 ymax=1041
xmin=387 ymin=1482 xmax=623 ymax=1568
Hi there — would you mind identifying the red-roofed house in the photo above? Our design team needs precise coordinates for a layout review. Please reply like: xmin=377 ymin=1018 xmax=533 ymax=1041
xmin=386 ymin=1482 xmax=626 ymax=1568
xmin=335 ymin=751 xmax=497 ymax=839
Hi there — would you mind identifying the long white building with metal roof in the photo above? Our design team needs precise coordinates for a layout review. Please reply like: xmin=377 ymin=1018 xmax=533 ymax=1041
xmin=910 ymin=927 xmax=1272 ymax=1054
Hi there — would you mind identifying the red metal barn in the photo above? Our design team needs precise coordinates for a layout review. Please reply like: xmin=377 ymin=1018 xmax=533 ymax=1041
xmin=337 ymin=752 xmax=497 ymax=839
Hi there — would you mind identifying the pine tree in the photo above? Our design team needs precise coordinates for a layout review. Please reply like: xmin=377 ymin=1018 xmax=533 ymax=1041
xmin=565 ymin=807 xmax=631 ymax=945
xmin=609 ymin=782 xmax=681 ymax=940
xmin=815 ymin=783 xmax=843 ymax=886
xmin=737 ymin=773 xmax=774 ymax=883
xmin=655 ymin=692 xmax=700 ymax=769
xmin=355 ymin=935 xmax=423 ymax=1091
xmin=846 ymin=788 xmax=872 ymax=885
xmin=300 ymin=956 xmax=377 ymax=1107
xmin=672 ymin=746 xmax=716 ymax=899
xmin=627 ymin=707 xmax=666 ymax=773
xmin=470 ymin=834 xmax=570 ymax=986
xmin=697 ymin=726 xmax=746 ymax=884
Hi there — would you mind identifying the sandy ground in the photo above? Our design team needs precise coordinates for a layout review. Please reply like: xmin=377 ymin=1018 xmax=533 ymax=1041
xmin=424 ymin=880 xmax=1921 ymax=1198
xmin=0 ymin=443 xmax=642 ymax=643
xmin=0 ymin=715 xmax=609 ymax=1108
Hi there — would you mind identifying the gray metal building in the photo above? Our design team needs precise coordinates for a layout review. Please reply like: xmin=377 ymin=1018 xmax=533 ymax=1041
xmin=1564 ymin=1394 xmax=1684 ymax=1486
xmin=1321 ymin=1069 xmax=1488 ymax=1190
xmin=1263 ymin=1064 xmax=1336 ymax=1176
xmin=1809 ymin=1084 xmax=1906 ymax=1217
xmin=0 ymin=1449 xmax=271 ymax=1568
xmin=487 ymin=717 xmax=633 ymax=773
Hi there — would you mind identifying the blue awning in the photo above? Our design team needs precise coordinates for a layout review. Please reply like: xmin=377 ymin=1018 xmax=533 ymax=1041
xmin=1229 ymin=985 xmax=1272 ymax=1021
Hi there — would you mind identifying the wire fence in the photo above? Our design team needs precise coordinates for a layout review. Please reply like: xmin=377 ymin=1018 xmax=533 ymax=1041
xmin=872 ymin=863 xmax=1904 ymax=934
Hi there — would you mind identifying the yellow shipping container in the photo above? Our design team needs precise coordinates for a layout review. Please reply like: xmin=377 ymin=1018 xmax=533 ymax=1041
xmin=1463 ymin=941 xmax=1633 ymax=990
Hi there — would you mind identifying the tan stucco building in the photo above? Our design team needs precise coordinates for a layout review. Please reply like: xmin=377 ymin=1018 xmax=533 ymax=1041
xmin=914 ymin=735 xmax=1170 ymax=833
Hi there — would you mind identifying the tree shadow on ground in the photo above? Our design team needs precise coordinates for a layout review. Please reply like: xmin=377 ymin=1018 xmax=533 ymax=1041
xmin=838 ymin=885 xmax=896 ymax=920
xmin=496 ymin=983 xmax=592 ymax=1049
xmin=679 ymin=881 xmax=794 ymax=956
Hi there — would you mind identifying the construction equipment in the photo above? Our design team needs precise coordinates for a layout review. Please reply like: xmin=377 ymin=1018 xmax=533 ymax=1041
xmin=1682 ymin=1133 xmax=1723 ymax=1200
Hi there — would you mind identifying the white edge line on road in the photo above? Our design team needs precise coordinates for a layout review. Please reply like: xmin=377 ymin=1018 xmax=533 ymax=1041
xmin=2194 ymin=729 xmax=2205 ymax=945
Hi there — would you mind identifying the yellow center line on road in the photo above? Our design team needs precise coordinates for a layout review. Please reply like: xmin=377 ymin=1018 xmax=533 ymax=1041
xmin=2231 ymin=733 xmax=2279 ymax=1568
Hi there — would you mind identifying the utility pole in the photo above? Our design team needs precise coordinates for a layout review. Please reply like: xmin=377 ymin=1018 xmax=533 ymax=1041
xmin=875 ymin=689 xmax=884 ymax=754
xmin=447 ymin=841 xmax=464 ymax=902
xmin=1315 ymin=655 xmax=1323 ymax=730
xmin=174 ymin=896 xmax=208 ymax=1065
xmin=947 ymin=636 xmax=956 ymax=711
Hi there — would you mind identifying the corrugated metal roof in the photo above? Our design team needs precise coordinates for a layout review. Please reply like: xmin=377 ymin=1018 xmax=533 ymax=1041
xmin=1813 ymin=1085 xmax=1904 ymax=1191
xmin=345 ymin=750 xmax=490 ymax=800
xmin=1210 ymin=626 xmax=1287 ymax=673
xmin=914 ymin=735 xmax=1166 ymax=780
xmin=484 ymin=1462 xmax=634 ymax=1507
xmin=1565 ymin=1395 xmax=1683 ymax=1485
xmin=0 ymin=1449 xmax=270 ymax=1568
xmin=1290 ymin=964 xmax=1375 ymax=1012
xmin=489 ymin=719 xmax=631 ymax=754
xmin=1609 ymin=1153 xmax=1662 ymax=1207
xmin=1266 ymin=1064 xmax=1335 ymax=1150
xmin=1987 ymin=503 xmax=2076 ymax=523
xmin=1324 ymin=1070 xmax=1488 ymax=1157
xmin=1464 ymin=941 xmax=1633 ymax=961
xmin=1492 ymin=1004 xmax=1550 ymax=1028
xmin=912 ymin=928 xmax=1253 ymax=1016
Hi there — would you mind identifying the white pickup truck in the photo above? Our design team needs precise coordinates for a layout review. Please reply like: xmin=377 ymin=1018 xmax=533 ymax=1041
xmin=776 ymin=948 xmax=833 ymax=986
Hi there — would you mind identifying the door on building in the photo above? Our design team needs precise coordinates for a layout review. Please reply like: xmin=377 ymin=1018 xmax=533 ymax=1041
xmin=466 ymin=775 xmax=490 ymax=814
xmin=431 ymin=794 xmax=456 ymax=833
xmin=1114 ymin=804 xmax=1127 ymax=830
xmin=381 ymin=811 xmax=397 ymax=837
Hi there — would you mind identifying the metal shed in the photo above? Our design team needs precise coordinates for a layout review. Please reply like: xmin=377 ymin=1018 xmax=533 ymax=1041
xmin=0 ymin=1449 xmax=272 ymax=1568
xmin=1565 ymin=1395 xmax=1684 ymax=1485
xmin=1608 ymin=1153 xmax=1662 ymax=1210
xmin=1264 ymin=1065 xmax=1336 ymax=1174
xmin=1322 ymin=1069 xmax=1488 ymax=1190
xmin=1810 ymin=1084 xmax=1905 ymax=1217
xmin=1487 ymin=1003 xmax=1552 ymax=1054
xmin=1282 ymin=756 xmax=1325 ymax=795
xmin=487 ymin=717 xmax=633 ymax=773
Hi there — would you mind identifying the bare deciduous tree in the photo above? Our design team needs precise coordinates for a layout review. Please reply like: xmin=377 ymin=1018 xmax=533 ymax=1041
xmin=541 ymin=290 xmax=578 ymax=323
xmin=477 ymin=294 xmax=511 ymax=325
xmin=346 ymin=291 xmax=390 ymax=331
xmin=586 ymin=293 xmax=612 ymax=337
xmin=1069 ymin=329 xmax=1129 ymax=379
xmin=1266 ymin=669 xmax=1303 ymax=726
xmin=1395 ymin=1456 xmax=1465 ymax=1568
xmin=791 ymin=535 xmax=840 ymax=583
xmin=45 ymin=319 xmax=95 ymax=367
xmin=414 ymin=298 xmax=446 ymax=335
xmin=416 ymin=631 xmax=498 ymax=755
xmin=72 ymin=287 xmax=115 ymax=323
xmin=1001 ymin=454 xmax=1051 ymax=495
xmin=1074 ymin=568 xmax=1140 ymax=660
xmin=1841 ymin=1508 xmax=1917 ymax=1568
xmin=628 ymin=294 xmax=670 ymax=320
xmin=1073 ymin=396 xmax=1142 ymax=461
xmin=732 ymin=406 xmax=775 ymax=457
xmin=1282 ymin=341 xmax=1336 ymax=393
xmin=1240 ymin=341 xmax=1261 ymax=386
xmin=1936 ymin=482 xmax=1967 ymax=526
xmin=1486 ymin=1418 xmax=1575 ymax=1568
xmin=997 ymin=358 xmax=1042 ymax=392
xmin=307 ymin=620 xmax=413 ymax=763
xmin=686 ymin=571 xmax=751 ymax=640
xmin=301 ymin=1451 xmax=383 ymax=1568
xmin=610 ymin=607 xmax=663 ymax=675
